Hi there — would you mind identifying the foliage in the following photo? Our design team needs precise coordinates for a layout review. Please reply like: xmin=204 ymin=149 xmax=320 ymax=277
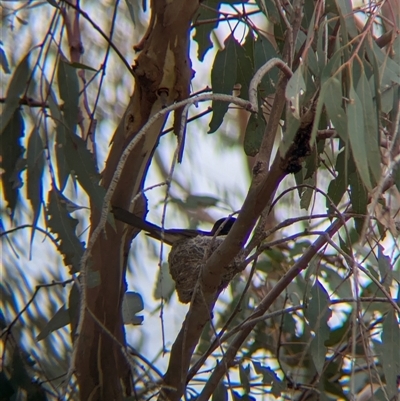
xmin=1 ymin=0 xmax=399 ymax=400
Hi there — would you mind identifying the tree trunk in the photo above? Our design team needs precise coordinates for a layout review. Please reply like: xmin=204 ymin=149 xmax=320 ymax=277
xmin=75 ymin=1 xmax=200 ymax=398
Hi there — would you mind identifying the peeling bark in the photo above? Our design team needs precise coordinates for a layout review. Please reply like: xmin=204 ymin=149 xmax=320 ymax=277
xmin=75 ymin=2 xmax=199 ymax=399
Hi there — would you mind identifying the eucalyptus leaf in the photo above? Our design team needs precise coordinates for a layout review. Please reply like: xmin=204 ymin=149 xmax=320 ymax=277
xmin=194 ymin=2 xmax=219 ymax=61
xmin=47 ymin=189 xmax=85 ymax=272
xmin=347 ymin=85 xmax=372 ymax=190
xmin=356 ymin=72 xmax=380 ymax=185
xmin=0 ymin=53 xmax=30 ymax=134
xmin=122 ymin=292 xmax=144 ymax=325
xmin=209 ymin=34 xmax=238 ymax=133
xmin=381 ymin=310 xmax=400 ymax=399
xmin=26 ymin=128 xmax=45 ymax=247
xmin=244 ymin=112 xmax=265 ymax=156
xmin=0 ymin=108 xmax=26 ymax=216
xmin=36 ymin=305 xmax=70 ymax=341
xmin=305 ymin=281 xmax=332 ymax=374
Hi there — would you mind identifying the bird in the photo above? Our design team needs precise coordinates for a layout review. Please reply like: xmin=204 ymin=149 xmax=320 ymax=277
xmin=111 ymin=206 xmax=236 ymax=245
xmin=112 ymin=206 xmax=240 ymax=303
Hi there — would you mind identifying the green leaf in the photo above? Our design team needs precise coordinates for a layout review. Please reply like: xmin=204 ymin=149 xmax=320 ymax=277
xmin=254 ymin=34 xmax=279 ymax=97
xmin=377 ymin=245 xmax=393 ymax=291
xmin=36 ymin=304 xmax=70 ymax=341
xmin=0 ymin=53 xmax=30 ymax=134
xmin=0 ymin=108 xmax=26 ymax=216
xmin=236 ymin=31 xmax=254 ymax=100
xmin=347 ymin=85 xmax=372 ymax=190
xmin=193 ymin=2 xmax=219 ymax=61
xmin=253 ymin=361 xmax=284 ymax=397
xmin=69 ymin=61 xmax=97 ymax=72
xmin=185 ymin=194 xmax=219 ymax=208
xmin=324 ymin=77 xmax=347 ymax=142
xmin=286 ymin=64 xmax=306 ymax=119
xmin=280 ymin=109 xmax=301 ymax=156
xmin=371 ymin=41 xmax=400 ymax=88
xmin=57 ymin=58 xmax=79 ymax=135
xmin=256 ymin=0 xmax=280 ymax=23
xmin=325 ymin=314 xmax=350 ymax=346
xmin=209 ymin=34 xmax=238 ymax=133
xmin=334 ymin=0 xmax=358 ymax=38
xmin=305 ymin=281 xmax=332 ymax=374
xmin=26 ymin=128 xmax=44 ymax=244
xmin=154 ymin=262 xmax=175 ymax=301
xmin=381 ymin=310 xmax=400 ymax=398
xmin=125 ymin=0 xmax=141 ymax=25
xmin=349 ymin=170 xmax=368 ymax=234
xmin=47 ymin=87 xmax=69 ymax=190
xmin=0 ymin=46 xmax=11 ymax=73
xmin=356 ymin=72 xmax=380 ymax=185
xmin=122 ymin=292 xmax=144 ymax=325
xmin=239 ymin=364 xmax=251 ymax=394
xmin=299 ymin=177 xmax=315 ymax=210
xmin=244 ymin=112 xmax=265 ymax=156
xmin=323 ymin=266 xmax=352 ymax=298
xmin=321 ymin=48 xmax=342 ymax=84
xmin=47 ymin=188 xmax=85 ymax=272
xmin=64 ymin=132 xmax=106 ymax=213
xmin=309 ymin=79 xmax=330 ymax=145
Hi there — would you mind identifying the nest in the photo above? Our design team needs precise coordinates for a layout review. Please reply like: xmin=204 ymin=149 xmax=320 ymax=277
xmin=168 ymin=235 xmax=244 ymax=303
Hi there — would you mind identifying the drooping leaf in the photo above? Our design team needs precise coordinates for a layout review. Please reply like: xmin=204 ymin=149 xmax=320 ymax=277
xmin=253 ymin=361 xmax=285 ymax=397
xmin=377 ymin=245 xmax=393 ymax=291
xmin=64 ymin=132 xmax=106 ymax=213
xmin=323 ymin=266 xmax=352 ymax=299
xmin=69 ymin=61 xmax=97 ymax=72
xmin=280 ymin=110 xmax=301 ymax=157
xmin=253 ymin=34 xmax=279 ymax=97
xmin=47 ymin=86 xmax=69 ymax=191
xmin=321 ymin=48 xmax=343 ymax=84
xmin=122 ymin=292 xmax=144 ymax=325
xmin=286 ymin=63 xmax=306 ymax=119
xmin=334 ymin=0 xmax=358 ymax=39
xmin=26 ymin=127 xmax=45 ymax=245
xmin=0 ymin=45 xmax=11 ymax=73
xmin=256 ymin=0 xmax=279 ymax=23
xmin=236 ymin=30 xmax=254 ymax=101
xmin=300 ymin=177 xmax=315 ymax=210
xmin=309 ymin=79 xmax=330 ymax=145
xmin=349 ymin=170 xmax=368 ymax=234
xmin=0 ymin=108 xmax=26 ymax=216
xmin=46 ymin=188 xmax=85 ymax=272
xmin=347 ymin=85 xmax=372 ymax=189
xmin=239 ymin=364 xmax=251 ymax=394
xmin=305 ymin=281 xmax=332 ymax=374
xmin=36 ymin=304 xmax=70 ymax=341
xmin=244 ymin=112 xmax=265 ymax=156
xmin=381 ymin=310 xmax=400 ymax=399
xmin=125 ymin=0 xmax=141 ymax=24
xmin=193 ymin=1 xmax=219 ymax=61
xmin=154 ymin=262 xmax=175 ymax=301
xmin=57 ymin=58 xmax=79 ymax=135
xmin=324 ymin=77 xmax=347 ymax=142
xmin=371 ymin=41 xmax=400 ymax=88
xmin=356 ymin=72 xmax=381 ymax=185
xmin=0 ymin=53 xmax=30 ymax=134
xmin=209 ymin=34 xmax=238 ymax=133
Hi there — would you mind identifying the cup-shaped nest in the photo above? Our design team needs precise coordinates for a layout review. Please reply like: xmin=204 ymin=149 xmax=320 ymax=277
xmin=168 ymin=235 xmax=244 ymax=303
